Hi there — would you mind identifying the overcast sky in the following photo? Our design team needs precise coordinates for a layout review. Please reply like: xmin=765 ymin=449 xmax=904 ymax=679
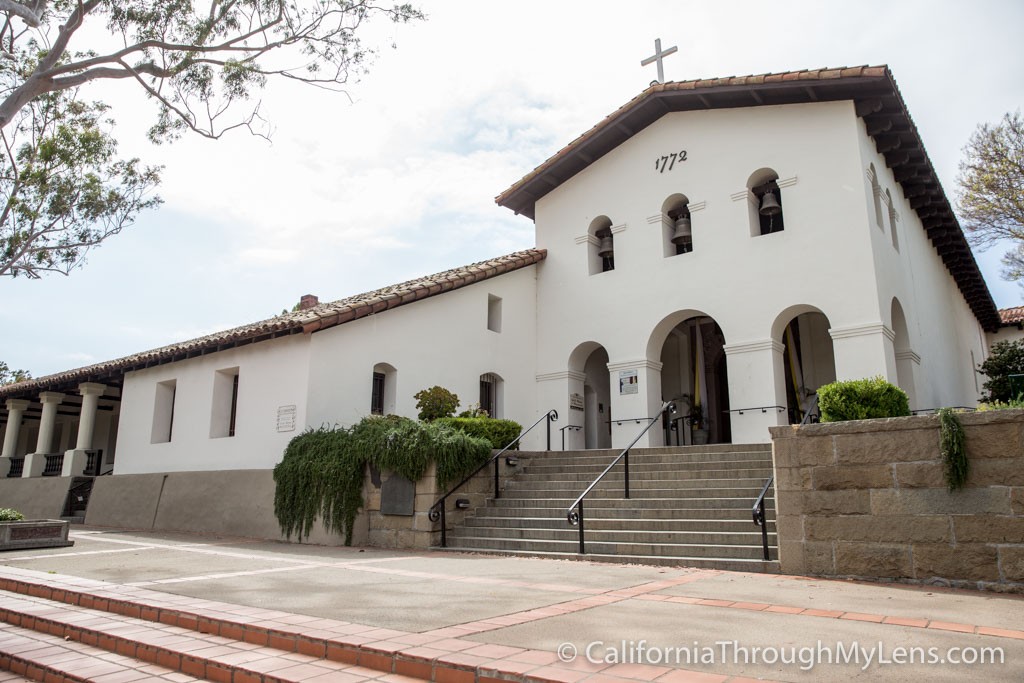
xmin=3 ymin=0 xmax=1023 ymax=377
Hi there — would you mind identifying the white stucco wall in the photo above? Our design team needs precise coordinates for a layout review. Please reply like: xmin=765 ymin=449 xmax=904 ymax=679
xmin=305 ymin=266 xmax=542 ymax=446
xmin=532 ymin=101 xmax=894 ymax=444
xmin=855 ymin=120 xmax=990 ymax=409
xmin=989 ymin=326 xmax=1024 ymax=347
xmin=115 ymin=334 xmax=310 ymax=474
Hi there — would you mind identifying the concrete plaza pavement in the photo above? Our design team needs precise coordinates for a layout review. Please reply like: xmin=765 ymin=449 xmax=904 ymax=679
xmin=0 ymin=527 xmax=1021 ymax=682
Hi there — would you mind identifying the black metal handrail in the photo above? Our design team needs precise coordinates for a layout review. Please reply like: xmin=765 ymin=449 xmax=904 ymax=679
xmin=429 ymin=409 xmax=557 ymax=547
xmin=607 ymin=416 xmax=647 ymax=425
xmin=727 ymin=405 xmax=786 ymax=415
xmin=666 ymin=415 xmax=692 ymax=446
xmin=752 ymin=476 xmax=773 ymax=561
xmin=559 ymin=424 xmax=582 ymax=450
xmin=799 ymin=393 xmax=820 ymax=426
xmin=567 ymin=401 xmax=676 ymax=554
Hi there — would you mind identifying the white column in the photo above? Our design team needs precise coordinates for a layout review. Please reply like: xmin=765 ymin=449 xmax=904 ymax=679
xmin=64 ymin=383 xmax=107 ymax=476
xmin=829 ymin=323 xmax=896 ymax=382
xmin=2 ymin=399 xmax=30 ymax=457
xmin=2 ymin=399 xmax=30 ymax=477
xmin=535 ymin=370 xmax=586 ymax=451
xmin=24 ymin=391 xmax=64 ymax=478
xmin=607 ymin=359 xmax=663 ymax=449
xmin=723 ymin=339 xmax=787 ymax=444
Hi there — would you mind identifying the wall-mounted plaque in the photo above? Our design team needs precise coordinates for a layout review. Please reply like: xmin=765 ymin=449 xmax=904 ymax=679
xmin=619 ymin=369 xmax=638 ymax=395
xmin=569 ymin=393 xmax=584 ymax=411
xmin=276 ymin=405 xmax=297 ymax=432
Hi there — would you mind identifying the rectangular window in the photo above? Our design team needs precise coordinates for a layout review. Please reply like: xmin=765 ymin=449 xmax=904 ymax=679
xmin=371 ymin=372 xmax=386 ymax=415
xmin=229 ymin=373 xmax=239 ymax=437
xmin=210 ymin=367 xmax=240 ymax=438
xmin=487 ymin=294 xmax=502 ymax=333
xmin=151 ymin=380 xmax=176 ymax=444
xmin=479 ymin=379 xmax=494 ymax=417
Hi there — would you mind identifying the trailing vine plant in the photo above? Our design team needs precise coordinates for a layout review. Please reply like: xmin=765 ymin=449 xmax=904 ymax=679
xmin=273 ymin=416 xmax=491 ymax=545
xmin=936 ymin=408 xmax=968 ymax=491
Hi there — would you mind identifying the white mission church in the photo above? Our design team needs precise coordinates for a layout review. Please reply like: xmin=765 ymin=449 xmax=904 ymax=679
xmin=1 ymin=65 xmax=1021 ymax=483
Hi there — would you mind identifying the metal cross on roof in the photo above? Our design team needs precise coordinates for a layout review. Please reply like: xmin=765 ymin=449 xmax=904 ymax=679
xmin=640 ymin=38 xmax=678 ymax=84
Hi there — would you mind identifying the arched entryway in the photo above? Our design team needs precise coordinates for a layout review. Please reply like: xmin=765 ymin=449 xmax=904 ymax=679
xmin=568 ymin=342 xmax=612 ymax=449
xmin=891 ymin=298 xmax=917 ymax=408
xmin=651 ymin=313 xmax=731 ymax=445
xmin=772 ymin=306 xmax=837 ymax=423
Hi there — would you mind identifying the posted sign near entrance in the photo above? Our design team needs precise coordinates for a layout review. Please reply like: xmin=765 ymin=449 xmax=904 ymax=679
xmin=619 ymin=369 xmax=638 ymax=395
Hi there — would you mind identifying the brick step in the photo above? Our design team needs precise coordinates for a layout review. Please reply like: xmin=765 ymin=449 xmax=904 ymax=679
xmin=0 ymin=570 xmax=623 ymax=683
xmin=462 ymin=516 xmax=775 ymax=532
xmin=438 ymin=535 xmax=775 ymax=560
xmin=0 ymin=590 xmax=393 ymax=683
xmin=446 ymin=526 xmax=777 ymax=546
xmin=0 ymin=620 xmax=196 ymax=683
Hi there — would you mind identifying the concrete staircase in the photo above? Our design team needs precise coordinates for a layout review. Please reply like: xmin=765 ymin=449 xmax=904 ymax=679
xmin=437 ymin=444 xmax=779 ymax=572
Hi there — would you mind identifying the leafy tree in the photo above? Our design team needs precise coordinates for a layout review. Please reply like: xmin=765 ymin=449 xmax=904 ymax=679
xmin=956 ymin=111 xmax=1024 ymax=282
xmin=978 ymin=340 xmax=1024 ymax=402
xmin=0 ymin=0 xmax=423 ymax=277
xmin=1 ymin=90 xmax=160 ymax=277
xmin=413 ymin=386 xmax=459 ymax=421
xmin=0 ymin=360 xmax=31 ymax=385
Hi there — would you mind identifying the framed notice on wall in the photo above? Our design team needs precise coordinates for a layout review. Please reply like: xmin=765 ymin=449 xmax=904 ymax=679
xmin=276 ymin=405 xmax=297 ymax=432
xmin=569 ymin=393 xmax=584 ymax=411
xmin=619 ymin=369 xmax=638 ymax=395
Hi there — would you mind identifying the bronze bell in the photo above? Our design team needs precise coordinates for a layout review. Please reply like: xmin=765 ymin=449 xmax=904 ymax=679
xmin=671 ymin=216 xmax=692 ymax=244
xmin=597 ymin=235 xmax=614 ymax=258
xmin=759 ymin=190 xmax=782 ymax=216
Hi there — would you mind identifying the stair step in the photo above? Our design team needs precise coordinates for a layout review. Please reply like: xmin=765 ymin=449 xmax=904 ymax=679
xmin=517 ymin=466 xmax=774 ymax=478
xmin=436 ymin=547 xmax=780 ymax=572
xmin=439 ymin=535 xmax=775 ymax=560
xmin=489 ymin=497 xmax=775 ymax=510
xmin=500 ymin=487 xmax=772 ymax=499
xmin=446 ymin=527 xmax=776 ymax=545
xmin=0 ymin=590 xmax=387 ymax=683
xmin=0 ymin=621 xmax=187 ymax=683
xmin=463 ymin=516 xmax=774 ymax=531
xmin=471 ymin=506 xmax=771 ymax=520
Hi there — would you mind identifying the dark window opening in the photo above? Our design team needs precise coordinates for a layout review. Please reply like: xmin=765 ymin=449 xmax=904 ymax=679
xmin=228 ymin=374 xmax=239 ymax=437
xmin=479 ymin=380 xmax=494 ymax=417
xmin=371 ymin=372 xmax=386 ymax=415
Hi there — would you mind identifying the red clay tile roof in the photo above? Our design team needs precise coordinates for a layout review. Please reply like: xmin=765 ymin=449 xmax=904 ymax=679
xmin=495 ymin=65 xmax=1000 ymax=332
xmin=0 ymin=249 xmax=546 ymax=400
xmin=1000 ymin=306 xmax=1024 ymax=326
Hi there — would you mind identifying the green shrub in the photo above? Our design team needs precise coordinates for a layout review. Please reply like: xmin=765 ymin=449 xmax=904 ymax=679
xmin=817 ymin=376 xmax=910 ymax=423
xmin=937 ymin=408 xmax=968 ymax=491
xmin=413 ymin=386 xmax=460 ymax=421
xmin=435 ymin=417 xmax=523 ymax=450
xmin=977 ymin=398 xmax=1024 ymax=411
xmin=0 ymin=508 xmax=24 ymax=522
xmin=978 ymin=340 xmax=1024 ymax=403
xmin=273 ymin=416 xmax=491 ymax=545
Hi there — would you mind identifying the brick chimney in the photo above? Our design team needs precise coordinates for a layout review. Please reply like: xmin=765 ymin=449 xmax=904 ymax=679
xmin=299 ymin=294 xmax=319 ymax=311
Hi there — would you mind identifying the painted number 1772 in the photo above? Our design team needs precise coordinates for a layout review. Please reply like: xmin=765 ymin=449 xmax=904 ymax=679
xmin=655 ymin=150 xmax=688 ymax=173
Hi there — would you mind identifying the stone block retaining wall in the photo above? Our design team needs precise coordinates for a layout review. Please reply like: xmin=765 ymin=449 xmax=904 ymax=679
xmin=771 ymin=410 xmax=1024 ymax=592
